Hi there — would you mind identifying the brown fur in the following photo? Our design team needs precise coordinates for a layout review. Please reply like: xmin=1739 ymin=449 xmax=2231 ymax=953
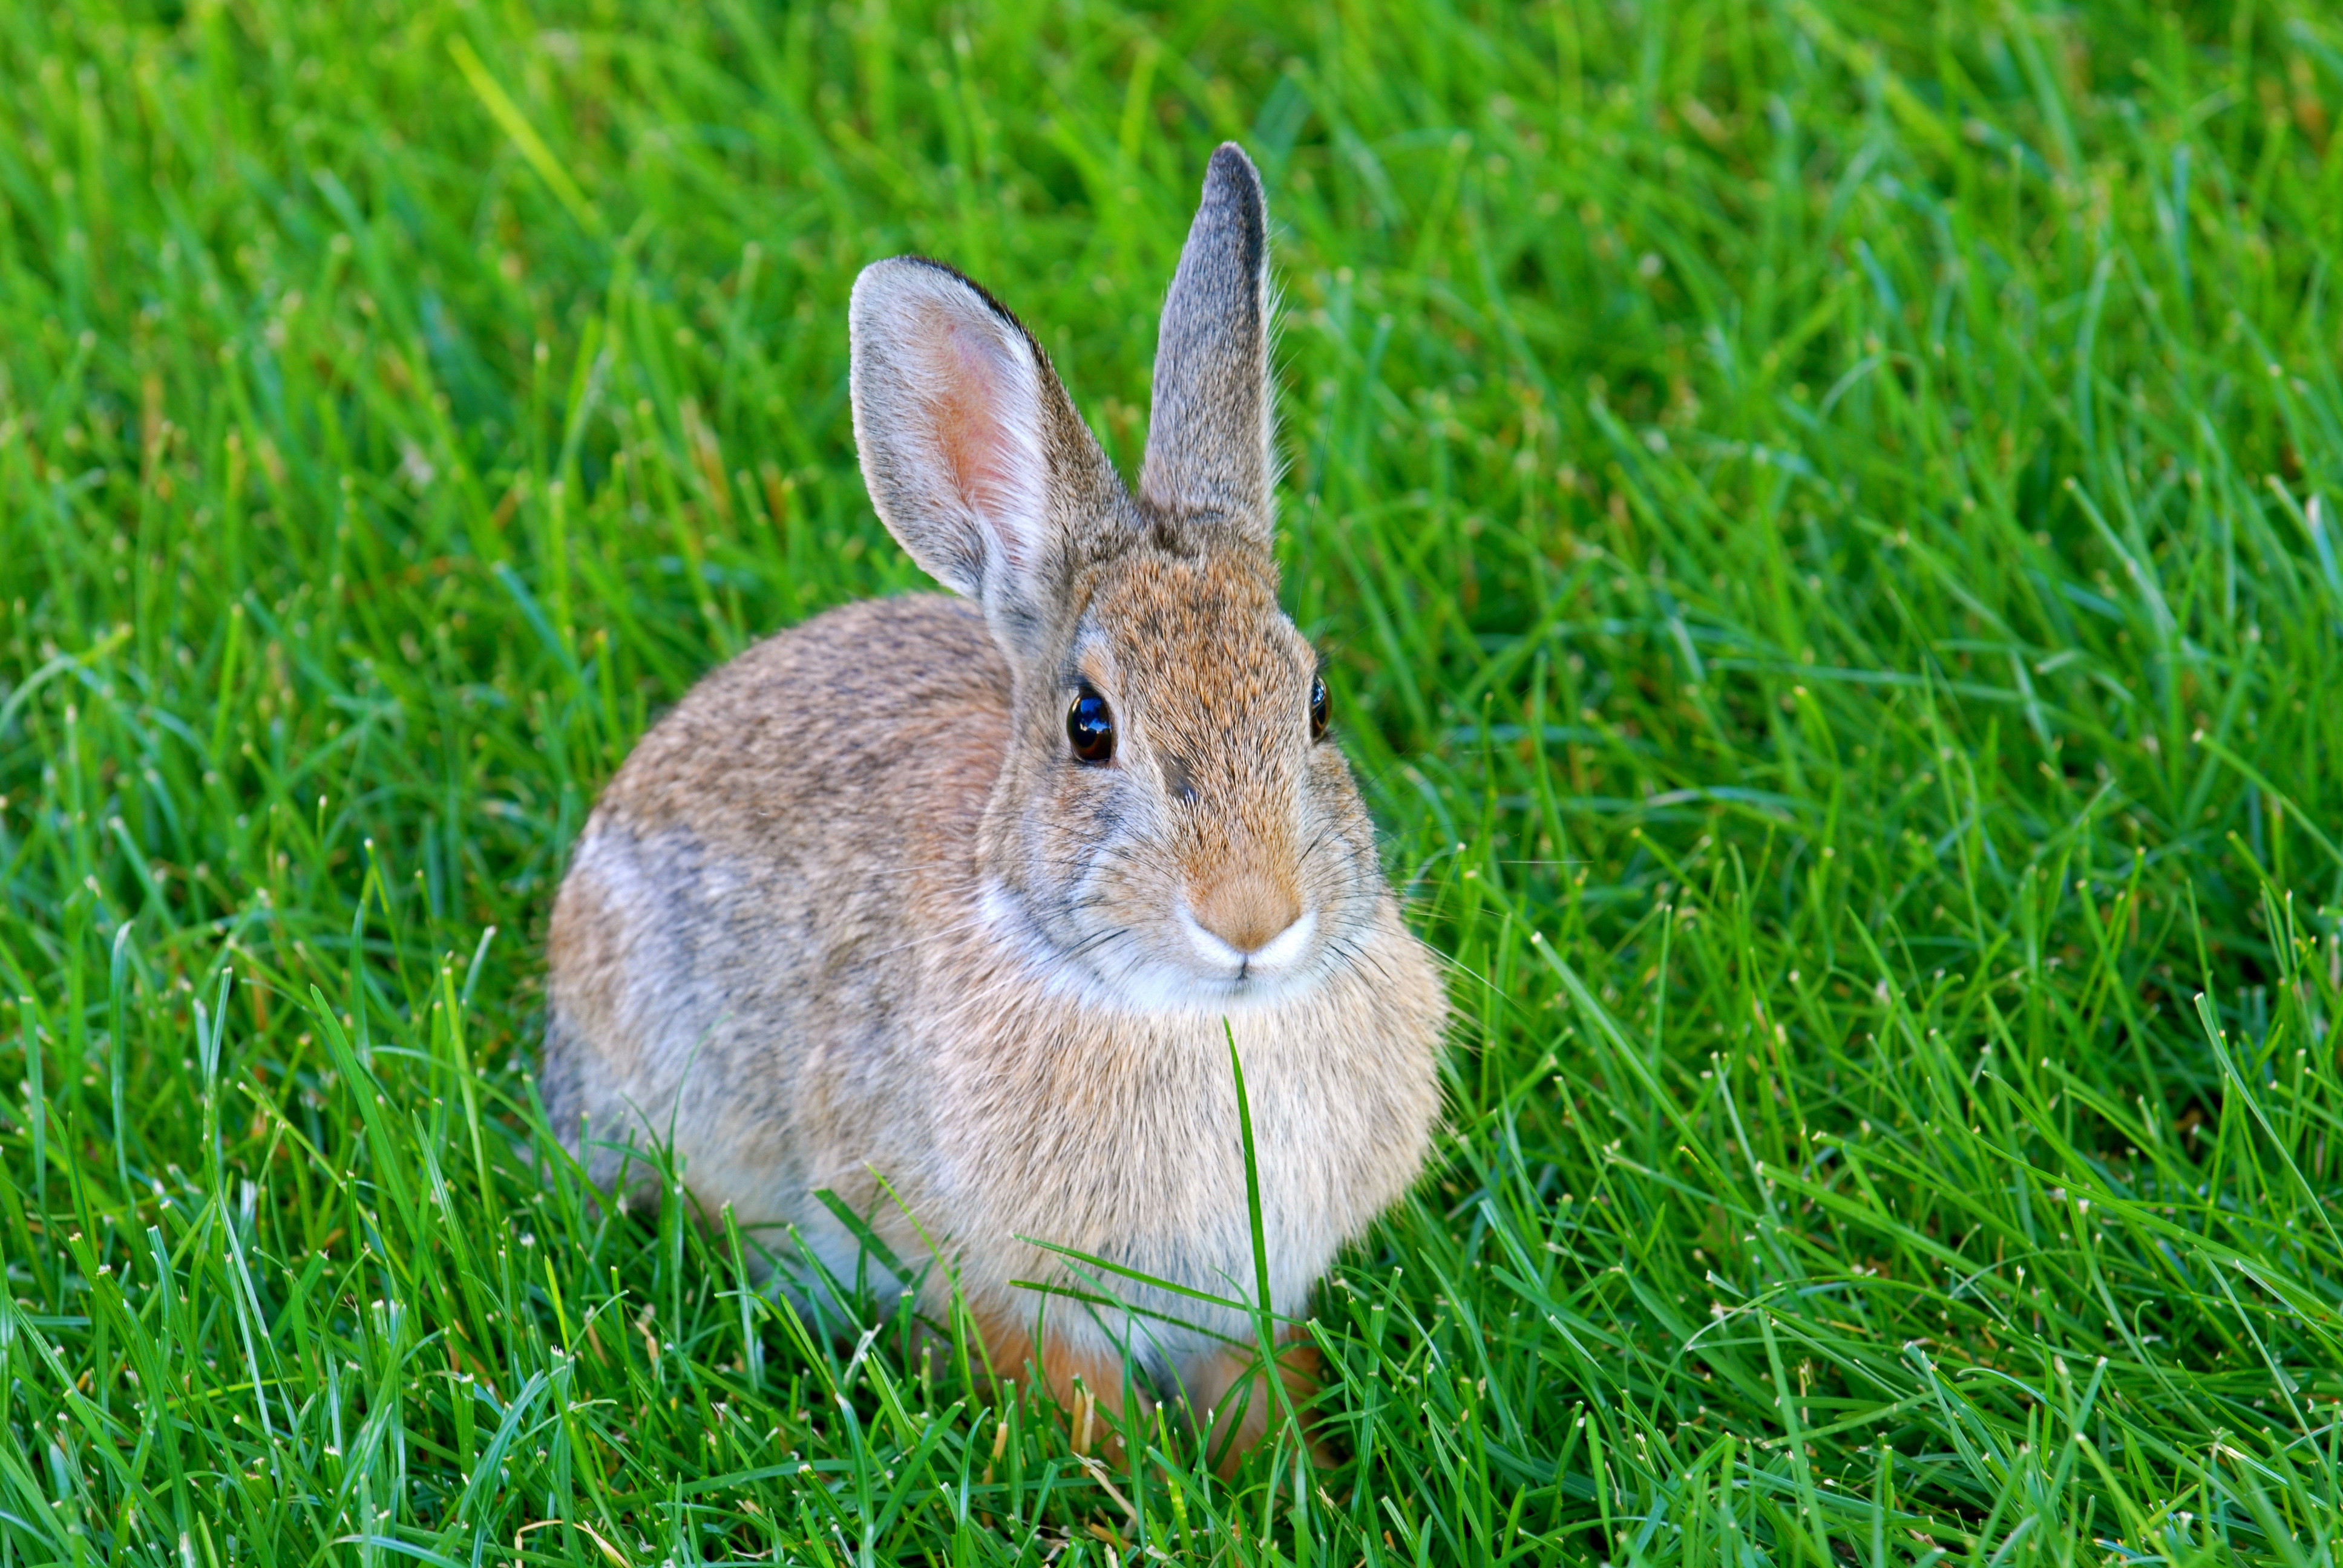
xmin=962 ymin=1299 xmax=1155 ymax=1464
xmin=1191 ymin=1339 xmax=1337 ymax=1475
xmin=541 ymin=144 xmax=1446 ymax=1466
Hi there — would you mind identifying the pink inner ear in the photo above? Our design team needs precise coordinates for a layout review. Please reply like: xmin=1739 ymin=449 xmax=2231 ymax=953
xmin=919 ymin=310 xmax=1041 ymax=570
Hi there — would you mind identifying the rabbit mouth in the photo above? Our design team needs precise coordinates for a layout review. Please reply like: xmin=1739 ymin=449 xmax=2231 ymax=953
xmin=1097 ymin=926 xmax=1333 ymax=1011
xmin=1176 ymin=901 xmax=1317 ymax=982
xmin=977 ymin=877 xmax=1332 ymax=1013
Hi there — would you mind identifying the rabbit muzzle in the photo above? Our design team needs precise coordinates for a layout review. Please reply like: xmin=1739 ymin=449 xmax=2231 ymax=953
xmin=1182 ymin=862 xmax=1309 ymax=972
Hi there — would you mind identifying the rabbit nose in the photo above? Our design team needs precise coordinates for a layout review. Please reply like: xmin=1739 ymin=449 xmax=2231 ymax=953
xmin=1191 ymin=871 xmax=1302 ymax=955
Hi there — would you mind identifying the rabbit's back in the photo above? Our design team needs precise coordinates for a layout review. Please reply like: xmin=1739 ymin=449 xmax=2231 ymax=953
xmin=542 ymin=593 xmax=1008 ymax=1239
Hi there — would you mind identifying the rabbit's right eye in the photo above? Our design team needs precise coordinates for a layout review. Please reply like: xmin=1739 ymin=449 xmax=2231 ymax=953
xmin=1067 ymin=684 xmax=1116 ymax=765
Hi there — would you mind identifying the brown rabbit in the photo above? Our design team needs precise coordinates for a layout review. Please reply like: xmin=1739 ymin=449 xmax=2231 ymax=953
xmin=541 ymin=144 xmax=1445 ymax=1466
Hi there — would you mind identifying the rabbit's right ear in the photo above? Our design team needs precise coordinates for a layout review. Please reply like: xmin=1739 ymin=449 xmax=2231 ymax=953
xmin=850 ymin=258 xmax=1107 ymax=653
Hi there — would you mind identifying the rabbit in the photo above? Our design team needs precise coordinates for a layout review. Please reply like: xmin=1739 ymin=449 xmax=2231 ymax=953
xmin=540 ymin=143 xmax=1446 ymax=1468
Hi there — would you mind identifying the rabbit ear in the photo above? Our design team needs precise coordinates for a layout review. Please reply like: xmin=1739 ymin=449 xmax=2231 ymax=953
xmin=850 ymin=258 xmax=1106 ymax=644
xmin=1140 ymin=143 xmax=1274 ymax=546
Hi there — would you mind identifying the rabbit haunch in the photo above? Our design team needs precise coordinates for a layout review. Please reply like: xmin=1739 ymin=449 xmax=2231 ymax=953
xmin=540 ymin=144 xmax=1445 ymax=1459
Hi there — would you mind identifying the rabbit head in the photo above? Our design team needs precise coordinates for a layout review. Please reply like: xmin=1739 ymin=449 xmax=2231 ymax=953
xmin=850 ymin=145 xmax=1386 ymax=1013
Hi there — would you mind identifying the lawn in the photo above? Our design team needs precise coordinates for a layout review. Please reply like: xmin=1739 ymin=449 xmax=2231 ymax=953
xmin=4 ymin=0 xmax=2342 ymax=1561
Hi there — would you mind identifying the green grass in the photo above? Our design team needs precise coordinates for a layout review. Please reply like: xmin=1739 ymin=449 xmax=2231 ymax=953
xmin=4 ymin=0 xmax=2343 ymax=1561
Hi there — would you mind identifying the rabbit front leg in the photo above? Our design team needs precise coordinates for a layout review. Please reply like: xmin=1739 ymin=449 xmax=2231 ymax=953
xmin=1184 ymin=1336 xmax=1340 ymax=1476
xmin=965 ymin=1301 xmax=1156 ymax=1465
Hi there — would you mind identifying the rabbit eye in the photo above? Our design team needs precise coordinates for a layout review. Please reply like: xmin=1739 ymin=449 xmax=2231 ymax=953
xmin=1308 ymin=673 xmax=1329 ymax=741
xmin=1067 ymin=684 xmax=1116 ymax=765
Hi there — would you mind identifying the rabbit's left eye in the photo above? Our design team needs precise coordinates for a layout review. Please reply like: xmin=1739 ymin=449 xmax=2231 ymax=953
xmin=1308 ymin=674 xmax=1329 ymax=742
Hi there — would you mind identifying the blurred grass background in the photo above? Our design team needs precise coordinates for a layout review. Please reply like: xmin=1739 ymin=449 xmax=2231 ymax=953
xmin=4 ymin=0 xmax=2343 ymax=1561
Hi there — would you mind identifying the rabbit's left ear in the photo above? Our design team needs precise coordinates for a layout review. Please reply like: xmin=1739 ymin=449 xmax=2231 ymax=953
xmin=1141 ymin=143 xmax=1274 ymax=547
